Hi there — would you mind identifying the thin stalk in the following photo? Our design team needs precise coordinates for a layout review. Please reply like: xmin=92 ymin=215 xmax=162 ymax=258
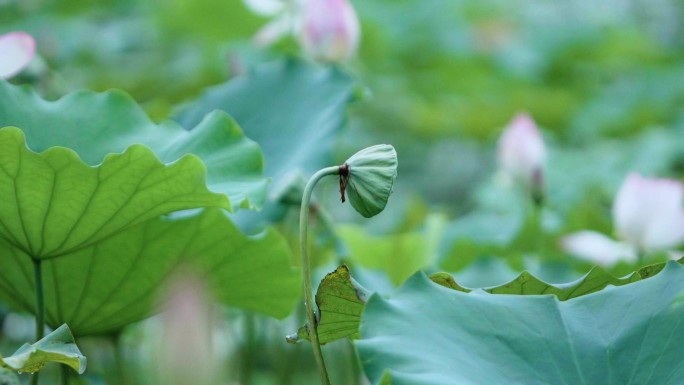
xmin=112 ymin=333 xmax=130 ymax=385
xmin=300 ymin=166 xmax=338 ymax=385
xmin=241 ymin=312 xmax=255 ymax=385
xmin=532 ymin=203 xmax=544 ymax=257
xmin=60 ymin=365 xmax=69 ymax=385
xmin=30 ymin=258 xmax=45 ymax=385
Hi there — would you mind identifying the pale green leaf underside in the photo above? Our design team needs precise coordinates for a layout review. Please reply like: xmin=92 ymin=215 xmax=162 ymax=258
xmin=1 ymin=324 xmax=86 ymax=374
xmin=301 ymin=260 xmax=677 ymax=346
xmin=0 ymin=126 xmax=229 ymax=259
xmin=0 ymin=208 xmax=300 ymax=336
xmin=0 ymin=81 xmax=265 ymax=210
xmin=358 ymin=262 xmax=684 ymax=385
xmin=0 ymin=128 xmax=299 ymax=335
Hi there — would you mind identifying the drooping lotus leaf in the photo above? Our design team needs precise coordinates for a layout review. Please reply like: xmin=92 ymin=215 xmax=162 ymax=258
xmin=291 ymin=260 xmax=677 ymax=345
xmin=174 ymin=59 xmax=360 ymax=181
xmin=286 ymin=265 xmax=368 ymax=345
xmin=1 ymin=324 xmax=86 ymax=375
xmin=0 ymin=128 xmax=299 ymax=335
xmin=0 ymin=81 xmax=265 ymax=210
xmin=357 ymin=261 xmax=684 ymax=384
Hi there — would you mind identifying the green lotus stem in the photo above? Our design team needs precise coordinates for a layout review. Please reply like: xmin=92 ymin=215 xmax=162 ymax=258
xmin=30 ymin=258 xmax=45 ymax=385
xmin=112 ymin=333 xmax=131 ymax=385
xmin=61 ymin=365 xmax=69 ymax=385
xmin=300 ymin=166 xmax=338 ymax=385
xmin=241 ymin=312 xmax=256 ymax=385
xmin=532 ymin=203 xmax=544 ymax=257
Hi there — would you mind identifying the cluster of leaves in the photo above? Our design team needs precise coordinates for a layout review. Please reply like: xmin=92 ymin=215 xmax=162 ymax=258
xmin=2 ymin=0 xmax=684 ymax=384
xmin=0 ymin=58 xmax=360 ymax=382
xmin=293 ymin=259 xmax=684 ymax=384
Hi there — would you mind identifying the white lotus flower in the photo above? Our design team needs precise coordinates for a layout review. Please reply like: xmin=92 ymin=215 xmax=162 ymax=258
xmin=298 ymin=0 xmax=360 ymax=62
xmin=561 ymin=231 xmax=637 ymax=267
xmin=613 ymin=173 xmax=684 ymax=250
xmin=497 ymin=113 xmax=546 ymax=195
xmin=0 ymin=31 xmax=35 ymax=79
xmin=563 ymin=173 xmax=684 ymax=266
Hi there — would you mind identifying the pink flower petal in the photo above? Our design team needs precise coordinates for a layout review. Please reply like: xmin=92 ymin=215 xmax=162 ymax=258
xmin=0 ymin=32 xmax=35 ymax=79
xmin=299 ymin=0 xmax=360 ymax=62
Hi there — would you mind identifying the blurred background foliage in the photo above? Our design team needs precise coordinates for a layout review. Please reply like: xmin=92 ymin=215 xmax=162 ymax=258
xmin=2 ymin=0 xmax=684 ymax=383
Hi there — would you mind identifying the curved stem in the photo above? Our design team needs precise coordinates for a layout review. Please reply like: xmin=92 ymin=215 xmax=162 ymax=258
xmin=300 ymin=166 xmax=338 ymax=385
xmin=30 ymin=259 xmax=45 ymax=385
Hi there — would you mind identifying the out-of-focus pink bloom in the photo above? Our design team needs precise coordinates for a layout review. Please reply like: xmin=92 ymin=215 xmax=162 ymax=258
xmin=0 ymin=32 xmax=35 ymax=79
xmin=563 ymin=173 xmax=684 ymax=266
xmin=561 ymin=230 xmax=637 ymax=267
xmin=613 ymin=173 xmax=684 ymax=251
xmin=299 ymin=0 xmax=360 ymax=62
xmin=497 ymin=113 xmax=546 ymax=191
xmin=155 ymin=273 xmax=218 ymax=385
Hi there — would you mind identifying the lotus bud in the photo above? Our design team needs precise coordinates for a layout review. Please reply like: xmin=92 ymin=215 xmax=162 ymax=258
xmin=0 ymin=32 xmax=35 ymax=80
xmin=299 ymin=0 xmax=361 ymax=63
xmin=497 ymin=113 xmax=546 ymax=202
xmin=340 ymin=144 xmax=397 ymax=218
xmin=613 ymin=173 xmax=684 ymax=251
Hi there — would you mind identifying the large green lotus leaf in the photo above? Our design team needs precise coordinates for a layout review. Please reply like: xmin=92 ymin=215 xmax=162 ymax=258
xmin=0 ymin=127 xmax=229 ymax=259
xmin=292 ymin=261 xmax=672 ymax=345
xmin=174 ymin=59 xmax=359 ymax=181
xmin=357 ymin=261 xmax=684 ymax=385
xmin=0 ymin=324 xmax=85 ymax=375
xmin=0 ymin=128 xmax=298 ymax=334
xmin=0 ymin=81 xmax=265 ymax=210
xmin=0 ymin=208 xmax=299 ymax=336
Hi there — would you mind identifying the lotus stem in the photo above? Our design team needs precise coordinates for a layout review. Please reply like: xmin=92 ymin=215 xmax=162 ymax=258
xmin=300 ymin=166 xmax=338 ymax=385
xmin=30 ymin=258 xmax=45 ymax=385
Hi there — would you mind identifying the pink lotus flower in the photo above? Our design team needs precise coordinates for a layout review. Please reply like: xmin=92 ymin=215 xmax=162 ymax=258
xmin=154 ymin=273 xmax=218 ymax=385
xmin=0 ymin=32 xmax=35 ymax=79
xmin=563 ymin=173 xmax=684 ymax=266
xmin=497 ymin=113 xmax=546 ymax=200
xmin=299 ymin=0 xmax=360 ymax=62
